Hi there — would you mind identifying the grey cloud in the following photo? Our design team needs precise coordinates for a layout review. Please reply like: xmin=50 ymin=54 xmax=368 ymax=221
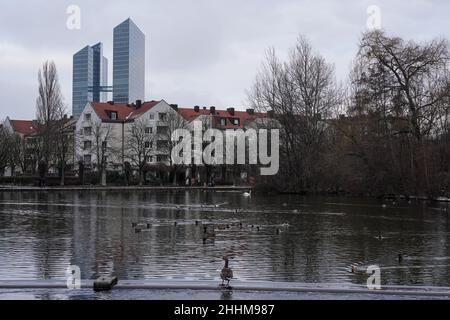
xmin=1 ymin=0 xmax=450 ymax=119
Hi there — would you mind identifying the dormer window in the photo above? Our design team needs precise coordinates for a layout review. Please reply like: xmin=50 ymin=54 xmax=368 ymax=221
xmin=231 ymin=118 xmax=240 ymax=126
xmin=220 ymin=118 xmax=226 ymax=126
xmin=85 ymin=113 xmax=91 ymax=121
xmin=110 ymin=111 xmax=118 ymax=120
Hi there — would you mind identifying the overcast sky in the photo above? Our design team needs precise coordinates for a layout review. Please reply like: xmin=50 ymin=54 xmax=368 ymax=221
xmin=1 ymin=0 xmax=449 ymax=119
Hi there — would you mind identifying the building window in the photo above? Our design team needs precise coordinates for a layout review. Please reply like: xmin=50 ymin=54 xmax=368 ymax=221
xmin=110 ymin=111 xmax=118 ymax=120
xmin=83 ymin=141 xmax=92 ymax=150
xmin=159 ymin=113 xmax=166 ymax=121
xmin=232 ymin=118 xmax=240 ymax=125
xmin=145 ymin=156 xmax=153 ymax=163
xmin=145 ymin=127 xmax=153 ymax=134
xmin=83 ymin=154 xmax=91 ymax=165
xmin=145 ymin=141 xmax=150 ymax=148
xmin=84 ymin=127 xmax=92 ymax=136
xmin=157 ymin=126 xmax=168 ymax=135
xmin=220 ymin=118 xmax=226 ymax=126
xmin=85 ymin=113 xmax=91 ymax=121
xmin=149 ymin=113 xmax=155 ymax=120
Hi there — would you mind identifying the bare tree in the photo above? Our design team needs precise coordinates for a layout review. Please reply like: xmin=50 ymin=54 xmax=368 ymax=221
xmin=157 ymin=109 xmax=189 ymax=185
xmin=125 ymin=118 xmax=157 ymax=185
xmin=0 ymin=124 xmax=10 ymax=176
xmin=352 ymin=30 xmax=450 ymax=195
xmin=35 ymin=61 xmax=66 ymax=172
xmin=77 ymin=121 xmax=116 ymax=186
xmin=248 ymin=36 xmax=342 ymax=192
xmin=55 ymin=119 xmax=75 ymax=185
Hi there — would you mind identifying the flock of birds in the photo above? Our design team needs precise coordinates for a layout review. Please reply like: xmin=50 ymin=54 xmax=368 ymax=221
xmin=130 ymin=189 xmax=294 ymax=287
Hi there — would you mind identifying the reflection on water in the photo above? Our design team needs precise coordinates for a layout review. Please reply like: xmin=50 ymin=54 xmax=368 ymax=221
xmin=0 ymin=191 xmax=449 ymax=287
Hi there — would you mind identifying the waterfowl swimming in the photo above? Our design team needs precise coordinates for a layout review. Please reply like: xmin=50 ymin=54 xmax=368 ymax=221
xmin=195 ymin=220 xmax=201 ymax=226
xmin=276 ymin=228 xmax=281 ymax=235
xmin=203 ymin=226 xmax=216 ymax=243
xmin=132 ymin=222 xmax=150 ymax=229
xmin=256 ymin=226 xmax=260 ymax=231
xmin=243 ymin=190 xmax=252 ymax=197
xmin=376 ymin=233 xmax=385 ymax=240
xmin=351 ymin=265 xmax=357 ymax=273
xmin=220 ymin=256 xmax=233 ymax=287
xmin=239 ymin=222 xmax=243 ymax=229
xmin=398 ymin=253 xmax=403 ymax=263
xmin=382 ymin=204 xmax=387 ymax=208
xmin=217 ymin=224 xmax=226 ymax=230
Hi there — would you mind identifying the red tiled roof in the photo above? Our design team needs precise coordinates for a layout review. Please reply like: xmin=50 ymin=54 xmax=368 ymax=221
xmin=178 ymin=108 xmax=266 ymax=129
xmin=90 ymin=101 xmax=160 ymax=122
xmin=9 ymin=120 xmax=37 ymax=135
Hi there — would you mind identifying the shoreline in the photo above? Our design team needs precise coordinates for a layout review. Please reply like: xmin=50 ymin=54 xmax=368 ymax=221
xmin=0 ymin=185 xmax=252 ymax=192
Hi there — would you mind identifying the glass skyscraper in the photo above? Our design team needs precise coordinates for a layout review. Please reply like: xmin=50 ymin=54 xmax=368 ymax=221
xmin=113 ymin=18 xmax=145 ymax=104
xmin=72 ymin=42 xmax=108 ymax=116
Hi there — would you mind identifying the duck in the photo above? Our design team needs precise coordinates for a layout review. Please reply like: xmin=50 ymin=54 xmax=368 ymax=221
xmin=276 ymin=228 xmax=281 ymax=235
xmin=398 ymin=253 xmax=403 ymax=263
xmin=220 ymin=256 xmax=234 ymax=287
xmin=203 ymin=226 xmax=216 ymax=243
xmin=243 ymin=190 xmax=252 ymax=197
xmin=376 ymin=233 xmax=385 ymax=240
xmin=132 ymin=222 xmax=150 ymax=228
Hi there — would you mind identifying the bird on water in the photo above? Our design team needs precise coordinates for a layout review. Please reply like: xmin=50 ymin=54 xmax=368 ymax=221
xmin=220 ymin=256 xmax=233 ymax=287
xmin=243 ymin=190 xmax=251 ymax=197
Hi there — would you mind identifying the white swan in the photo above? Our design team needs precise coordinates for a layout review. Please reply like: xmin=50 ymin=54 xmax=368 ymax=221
xmin=243 ymin=190 xmax=252 ymax=197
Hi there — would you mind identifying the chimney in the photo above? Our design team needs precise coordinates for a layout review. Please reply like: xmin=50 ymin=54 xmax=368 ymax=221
xmin=136 ymin=100 xmax=142 ymax=109
xmin=246 ymin=108 xmax=254 ymax=115
xmin=203 ymin=107 xmax=207 ymax=110
xmin=227 ymin=107 xmax=235 ymax=116
xmin=170 ymin=104 xmax=178 ymax=111
xmin=194 ymin=106 xmax=200 ymax=112
xmin=210 ymin=106 xmax=216 ymax=114
xmin=107 ymin=101 xmax=114 ymax=105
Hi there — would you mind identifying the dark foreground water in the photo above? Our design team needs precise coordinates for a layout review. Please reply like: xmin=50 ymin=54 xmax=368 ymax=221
xmin=0 ymin=190 xmax=449 ymax=298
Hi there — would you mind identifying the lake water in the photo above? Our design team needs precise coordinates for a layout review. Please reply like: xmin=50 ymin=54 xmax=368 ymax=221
xmin=0 ymin=190 xmax=449 ymax=288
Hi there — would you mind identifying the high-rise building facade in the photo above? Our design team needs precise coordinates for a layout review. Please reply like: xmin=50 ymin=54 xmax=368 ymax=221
xmin=113 ymin=18 xmax=145 ymax=104
xmin=72 ymin=42 xmax=108 ymax=117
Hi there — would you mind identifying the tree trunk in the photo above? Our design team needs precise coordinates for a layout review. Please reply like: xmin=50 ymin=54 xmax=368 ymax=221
xmin=60 ymin=164 xmax=65 ymax=186
xmin=101 ymin=169 xmax=106 ymax=186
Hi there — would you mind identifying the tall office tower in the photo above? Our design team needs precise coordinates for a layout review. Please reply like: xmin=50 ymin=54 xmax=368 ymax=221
xmin=72 ymin=42 xmax=108 ymax=116
xmin=113 ymin=18 xmax=145 ymax=104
